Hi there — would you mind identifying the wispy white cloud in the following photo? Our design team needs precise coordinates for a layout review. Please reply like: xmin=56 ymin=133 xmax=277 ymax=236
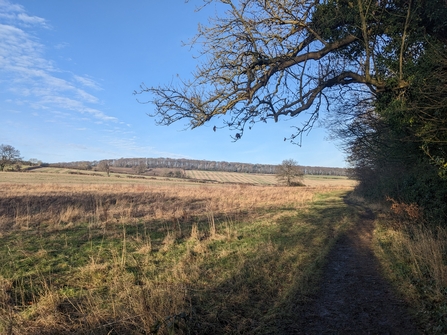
xmin=0 ymin=1 xmax=174 ymax=163
xmin=104 ymin=137 xmax=156 ymax=155
xmin=36 ymin=96 xmax=118 ymax=122
xmin=17 ymin=12 xmax=47 ymax=26
xmin=54 ymin=42 xmax=69 ymax=49
xmin=0 ymin=23 xmax=52 ymax=75
xmin=103 ymin=136 xmax=187 ymax=159
xmin=0 ymin=0 xmax=48 ymax=28
xmin=85 ymin=109 xmax=117 ymax=122
xmin=0 ymin=0 xmax=22 ymax=13
xmin=73 ymin=75 xmax=102 ymax=91
xmin=0 ymin=0 xmax=115 ymax=124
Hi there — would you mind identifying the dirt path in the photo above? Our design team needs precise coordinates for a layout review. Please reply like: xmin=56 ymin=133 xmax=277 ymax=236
xmin=292 ymin=204 xmax=420 ymax=334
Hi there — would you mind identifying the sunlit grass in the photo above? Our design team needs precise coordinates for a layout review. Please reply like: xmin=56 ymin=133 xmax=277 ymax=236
xmin=0 ymin=174 xmax=355 ymax=334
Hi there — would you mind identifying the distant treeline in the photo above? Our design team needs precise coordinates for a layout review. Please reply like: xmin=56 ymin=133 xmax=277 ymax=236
xmin=53 ymin=157 xmax=348 ymax=176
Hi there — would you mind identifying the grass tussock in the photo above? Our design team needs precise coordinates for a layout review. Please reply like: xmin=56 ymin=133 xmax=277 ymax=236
xmin=373 ymin=199 xmax=447 ymax=334
xmin=0 ymin=182 xmax=354 ymax=334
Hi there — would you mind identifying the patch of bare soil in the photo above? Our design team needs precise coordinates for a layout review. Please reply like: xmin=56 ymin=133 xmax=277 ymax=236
xmin=292 ymin=204 xmax=420 ymax=334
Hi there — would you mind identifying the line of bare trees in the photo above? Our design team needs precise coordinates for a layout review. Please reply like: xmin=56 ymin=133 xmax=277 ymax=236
xmin=54 ymin=157 xmax=348 ymax=176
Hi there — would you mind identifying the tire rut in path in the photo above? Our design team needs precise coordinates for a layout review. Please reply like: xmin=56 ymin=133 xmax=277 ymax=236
xmin=294 ymin=206 xmax=420 ymax=334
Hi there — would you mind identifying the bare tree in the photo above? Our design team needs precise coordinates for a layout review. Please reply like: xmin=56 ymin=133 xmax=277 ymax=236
xmin=135 ymin=0 xmax=410 ymax=142
xmin=98 ymin=160 xmax=111 ymax=177
xmin=0 ymin=144 xmax=21 ymax=171
xmin=276 ymin=159 xmax=304 ymax=186
xmin=29 ymin=158 xmax=42 ymax=166
xmin=78 ymin=161 xmax=92 ymax=170
xmin=134 ymin=162 xmax=147 ymax=175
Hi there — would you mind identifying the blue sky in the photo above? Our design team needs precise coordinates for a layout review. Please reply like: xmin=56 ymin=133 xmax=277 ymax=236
xmin=0 ymin=0 xmax=347 ymax=167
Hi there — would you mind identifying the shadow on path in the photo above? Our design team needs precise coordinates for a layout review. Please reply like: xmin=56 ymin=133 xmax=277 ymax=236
xmin=292 ymin=197 xmax=420 ymax=334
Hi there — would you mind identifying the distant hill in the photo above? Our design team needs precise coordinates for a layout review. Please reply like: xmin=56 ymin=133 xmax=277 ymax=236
xmin=53 ymin=157 xmax=348 ymax=176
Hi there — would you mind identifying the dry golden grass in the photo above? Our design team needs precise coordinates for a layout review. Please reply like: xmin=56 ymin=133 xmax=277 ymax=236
xmin=303 ymin=175 xmax=357 ymax=188
xmin=0 ymin=167 xmax=356 ymax=188
xmin=0 ymin=169 xmax=170 ymax=185
xmin=0 ymin=171 xmax=355 ymax=334
xmin=186 ymin=170 xmax=357 ymax=187
xmin=0 ymin=182 xmax=334 ymax=231
xmin=372 ymin=199 xmax=447 ymax=333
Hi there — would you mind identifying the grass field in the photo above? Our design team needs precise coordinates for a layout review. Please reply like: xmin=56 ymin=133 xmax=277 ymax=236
xmin=186 ymin=170 xmax=276 ymax=184
xmin=0 ymin=167 xmax=357 ymax=188
xmin=0 ymin=169 xmax=357 ymax=334
xmin=186 ymin=169 xmax=356 ymax=187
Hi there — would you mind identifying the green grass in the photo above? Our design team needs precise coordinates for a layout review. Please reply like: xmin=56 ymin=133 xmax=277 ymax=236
xmin=0 ymin=190 xmax=356 ymax=334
